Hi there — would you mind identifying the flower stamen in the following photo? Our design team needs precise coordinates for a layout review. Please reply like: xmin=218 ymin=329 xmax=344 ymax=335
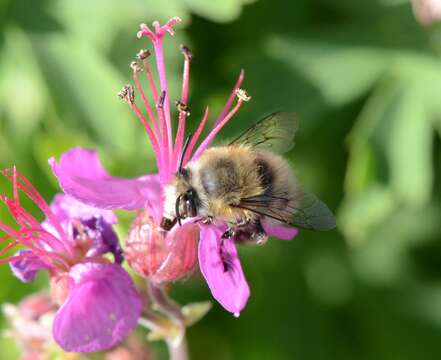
xmin=117 ymin=84 xmax=135 ymax=104
xmin=132 ymin=61 xmax=161 ymax=138
xmin=137 ymin=50 xmax=159 ymax=104
xmin=182 ymin=107 xmax=209 ymax=165
xmin=192 ymin=90 xmax=250 ymax=159
xmin=2 ymin=168 xmax=67 ymax=244
xmin=175 ymin=101 xmax=190 ymax=115
xmin=214 ymin=70 xmax=245 ymax=126
xmin=173 ymin=45 xmax=192 ymax=171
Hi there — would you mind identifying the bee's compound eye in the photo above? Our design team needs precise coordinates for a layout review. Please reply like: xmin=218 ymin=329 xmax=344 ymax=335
xmin=185 ymin=199 xmax=197 ymax=217
xmin=180 ymin=167 xmax=189 ymax=180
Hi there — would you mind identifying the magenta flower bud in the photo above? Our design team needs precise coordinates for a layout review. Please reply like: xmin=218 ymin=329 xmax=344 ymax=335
xmin=126 ymin=212 xmax=198 ymax=283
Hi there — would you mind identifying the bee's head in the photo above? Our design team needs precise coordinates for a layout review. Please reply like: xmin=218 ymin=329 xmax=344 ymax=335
xmin=162 ymin=134 xmax=201 ymax=228
xmin=162 ymin=166 xmax=200 ymax=229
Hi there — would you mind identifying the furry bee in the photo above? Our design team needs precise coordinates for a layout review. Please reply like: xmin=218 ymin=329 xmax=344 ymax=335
xmin=162 ymin=112 xmax=336 ymax=241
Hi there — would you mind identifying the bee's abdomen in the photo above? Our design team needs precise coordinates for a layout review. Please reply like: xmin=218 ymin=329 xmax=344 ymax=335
xmin=255 ymin=158 xmax=274 ymax=196
xmin=254 ymin=150 xmax=298 ymax=222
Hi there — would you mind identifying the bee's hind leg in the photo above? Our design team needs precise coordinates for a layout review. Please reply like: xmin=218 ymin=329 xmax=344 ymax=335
xmin=234 ymin=219 xmax=268 ymax=245
xmin=221 ymin=218 xmax=251 ymax=239
xmin=249 ymin=219 xmax=268 ymax=245
xmin=221 ymin=226 xmax=236 ymax=239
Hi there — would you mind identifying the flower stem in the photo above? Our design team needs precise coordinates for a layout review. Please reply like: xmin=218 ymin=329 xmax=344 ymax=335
xmin=145 ymin=282 xmax=190 ymax=359
xmin=167 ymin=336 xmax=189 ymax=360
xmin=147 ymin=281 xmax=183 ymax=322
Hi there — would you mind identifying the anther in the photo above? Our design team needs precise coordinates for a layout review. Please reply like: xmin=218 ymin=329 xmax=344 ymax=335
xmin=117 ymin=84 xmax=135 ymax=104
xmin=175 ymin=100 xmax=190 ymax=116
xmin=130 ymin=61 xmax=142 ymax=73
xmin=136 ymin=49 xmax=151 ymax=60
xmin=157 ymin=90 xmax=166 ymax=108
xmin=180 ymin=45 xmax=193 ymax=62
xmin=235 ymin=88 xmax=251 ymax=102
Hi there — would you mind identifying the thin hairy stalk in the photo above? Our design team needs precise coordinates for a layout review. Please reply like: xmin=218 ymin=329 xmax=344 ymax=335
xmin=173 ymin=46 xmax=192 ymax=169
xmin=193 ymin=99 xmax=244 ymax=159
xmin=133 ymin=68 xmax=161 ymax=138
xmin=214 ymin=70 xmax=245 ymax=126
xmin=183 ymin=107 xmax=209 ymax=165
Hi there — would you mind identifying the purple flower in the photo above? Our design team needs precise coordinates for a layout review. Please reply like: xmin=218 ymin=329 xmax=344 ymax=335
xmin=0 ymin=168 xmax=142 ymax=353
xmin=49 ymin=17 xmax=298 ymax=316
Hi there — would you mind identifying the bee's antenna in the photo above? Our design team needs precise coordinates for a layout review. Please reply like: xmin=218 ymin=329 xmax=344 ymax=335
xmin=178 ymin=134 xmax=193 ymax=174
xmin=175 ymin=194 xmax=183 ymax=226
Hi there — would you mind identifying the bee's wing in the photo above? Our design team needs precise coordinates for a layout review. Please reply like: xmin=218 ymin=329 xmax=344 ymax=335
xmin=228 ymin=112 xmax=299 ymax=154
xmin=236 ymin=189 xmax=336 ymax=231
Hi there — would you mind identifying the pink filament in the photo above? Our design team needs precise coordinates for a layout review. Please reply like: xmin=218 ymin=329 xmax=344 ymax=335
xmin=2 ymin=168 xmax=66 ymax=242
xmin=173 ymin=54 xmax=191 ymax=170
xmin=192 ymin=99 xmax=244 ymax=159
xmin=133 ymin=71 xmax=161 ymax=139
xmin=0 ymin=252 xmax=35 ymax=265
xmin=0 ymin=223 xmax=68 ymax=269
xmin=153 ymin=44 xmax=173 ymax=157
xmin=1 ymin=191 xmax=68 ymax=253
xmin=130 ymin=102 xmax=162 ymax=163
xmin=214 ymin=70 xmax=245 ymax=127
xmin=183 ymin=107 xmax=209 ymax=165
xmin=0 ymin=240 xmax=19 ymax=257
xmin=143 ymin=60 xmax=159 ymax=103
xmin=157 ymin=104 xmax=170 ymax=182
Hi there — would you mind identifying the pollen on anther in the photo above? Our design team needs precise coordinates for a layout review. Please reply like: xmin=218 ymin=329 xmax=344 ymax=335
xmin=136 ymin=49 xmax=151 ymax=60
xmin=235 ymin=89 xmax=251 ymax=102
xmin=117 ymin=84 xmax=135 ymax=104
xmin=157 ymin=90 xmax=166 ymax=108
xmin=175 ymin=100 xmax=190 ymax=116
xmin=130 ymin=61 xmax=142 ymax=73
xmin=180 ymin=45 xmax=193 ymax=62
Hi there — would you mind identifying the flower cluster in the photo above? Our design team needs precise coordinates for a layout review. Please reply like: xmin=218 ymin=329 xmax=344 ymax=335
xmin=1 ymin=17 xmax=297 ymax=356
xmin=0 ymin=167 xmax=142 ymax=353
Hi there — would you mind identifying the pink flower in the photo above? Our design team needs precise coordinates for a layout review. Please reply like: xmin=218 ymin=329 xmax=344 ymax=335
xmin=0 ymin=168 xmax=142 ymax=353
xmin=412 ymin=0 xmax=441 ymax=25
xmin=49 ymin=18 xmax=297 ymax=316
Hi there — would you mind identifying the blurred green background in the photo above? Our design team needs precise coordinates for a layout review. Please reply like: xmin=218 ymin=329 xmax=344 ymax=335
xmin=2 ymin=0 xmax=441 ymax=359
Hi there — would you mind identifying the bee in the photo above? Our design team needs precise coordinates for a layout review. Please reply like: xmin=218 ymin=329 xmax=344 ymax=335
xmin=162 ymin=112 xmax=336 ymax=242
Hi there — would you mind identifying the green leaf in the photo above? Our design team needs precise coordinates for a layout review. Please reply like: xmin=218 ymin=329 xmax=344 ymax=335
xmin=266 ymin=37 xmax=389 ymax=106
xmin=0 ymin=27 xmax=47 ymax=141
xmin=34 ymin=36 xmax=137 ymax=156
xmin=182 ymin=0 xmax=253 ymax=22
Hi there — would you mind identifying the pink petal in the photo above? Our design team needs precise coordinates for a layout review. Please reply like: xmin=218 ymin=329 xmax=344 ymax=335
xmin=53 ymin=263 xmax=142 ymax=353
xmin=198 ymin=224 xmax=250 ymax=316
xmin=49 ymin=194 xmax=117 ymax=224
xmin=264 ymin=224 xmax=299 ymax=240
xmin=126 ymin=214 xmax=198 ymax=282
xmin=10 ymin=250 xmax=49 ymax=283
xmin=49 ymin=147 xmax=161 ymax=211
